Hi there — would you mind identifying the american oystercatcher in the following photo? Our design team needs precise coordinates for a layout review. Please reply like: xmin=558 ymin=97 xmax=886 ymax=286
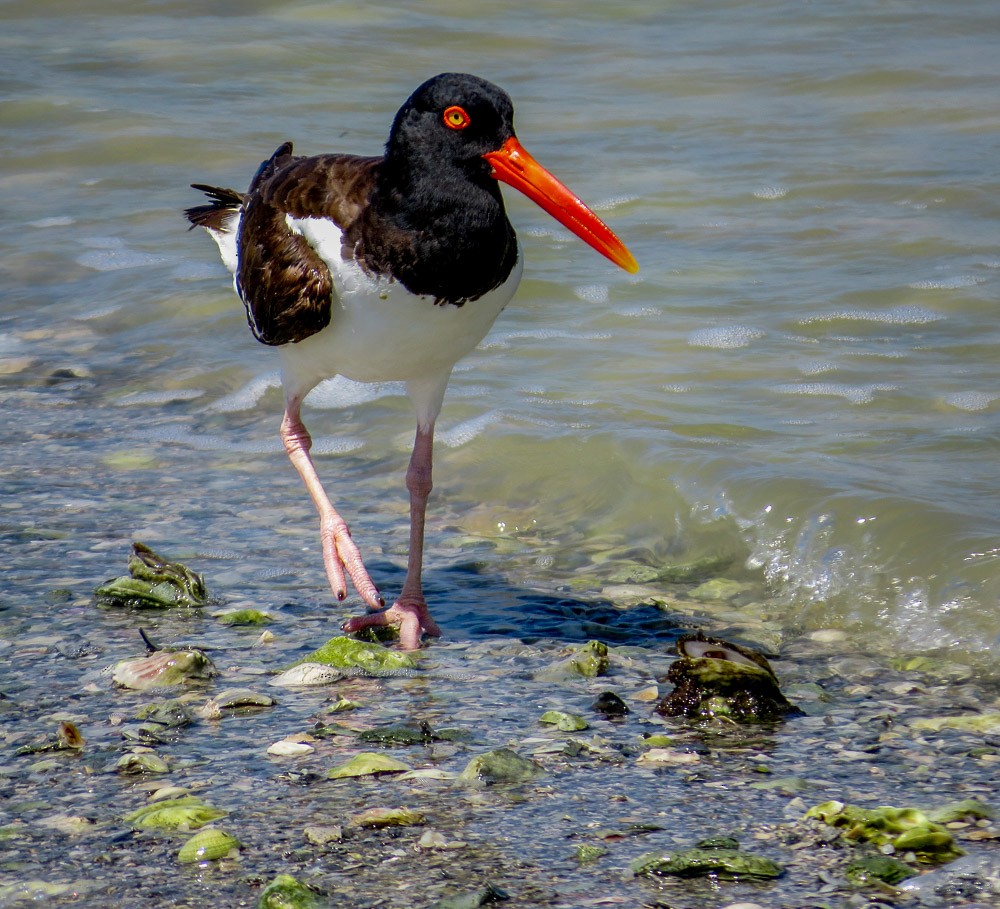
xmin=186 ymin=72 xmax=638 ymax=649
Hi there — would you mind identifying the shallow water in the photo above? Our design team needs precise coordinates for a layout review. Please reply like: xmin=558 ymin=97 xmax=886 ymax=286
xmin=4 ymin=0 xmax=999 ymax=661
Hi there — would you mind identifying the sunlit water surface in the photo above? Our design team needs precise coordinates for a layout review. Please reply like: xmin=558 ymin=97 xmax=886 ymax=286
xmin=3 ymin=0 xmax=1000 ymax=661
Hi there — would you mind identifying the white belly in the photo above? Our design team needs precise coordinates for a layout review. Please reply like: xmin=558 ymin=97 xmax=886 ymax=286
xmin=277 ymin=215 xmax=521 ymax=394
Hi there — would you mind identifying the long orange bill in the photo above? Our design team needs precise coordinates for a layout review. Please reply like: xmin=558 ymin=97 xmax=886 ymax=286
xmin=484 ymin=136 xmax=639 ymax=274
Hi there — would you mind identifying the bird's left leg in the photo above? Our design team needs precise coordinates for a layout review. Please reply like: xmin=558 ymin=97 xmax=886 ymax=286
xmin=342 ymin=422 xmax=441 ymax=649
xmin=280 ymin=395 xmax=384 ymax=610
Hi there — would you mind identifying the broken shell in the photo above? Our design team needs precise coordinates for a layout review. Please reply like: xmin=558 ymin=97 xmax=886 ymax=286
xmin=177 ymin=827 xmax=240 ymax=863
xmin=112 ymin=649 xmax=216 ymax=690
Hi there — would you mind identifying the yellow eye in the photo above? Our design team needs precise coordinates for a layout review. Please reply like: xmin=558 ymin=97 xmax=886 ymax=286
xmin=443 ymin=105 xmax=471 ymax=130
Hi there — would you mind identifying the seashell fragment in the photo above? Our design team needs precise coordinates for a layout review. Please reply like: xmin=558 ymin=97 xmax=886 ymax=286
xmin=270 ymin=663 xmax=344 ymax=687
xmin=113 ymin=649 xmax=216 ymax=690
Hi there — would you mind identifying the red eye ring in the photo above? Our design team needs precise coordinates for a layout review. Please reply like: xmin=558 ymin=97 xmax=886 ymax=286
xmin=443 ymin=105 xmax=471 ymax=130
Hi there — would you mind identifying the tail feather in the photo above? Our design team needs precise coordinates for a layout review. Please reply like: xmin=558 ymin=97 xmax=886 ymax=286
xmin=184 ymin=185 xmax=244 ymax=231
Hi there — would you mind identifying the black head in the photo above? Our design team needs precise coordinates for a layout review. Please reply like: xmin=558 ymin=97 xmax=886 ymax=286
xmin=385 ymin=73 xmax=516 ymax=171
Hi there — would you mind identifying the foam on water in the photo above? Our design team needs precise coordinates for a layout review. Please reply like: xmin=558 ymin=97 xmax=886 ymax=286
xmin=771 ymin=382 xmax=898 ymax=405
xmin=800 ymin=305 xmax=942 ymax=325
xmin=437 ymin=411 xmax=505 ymax=448
xmin=687 ymin=325 xmax=764 ymax=349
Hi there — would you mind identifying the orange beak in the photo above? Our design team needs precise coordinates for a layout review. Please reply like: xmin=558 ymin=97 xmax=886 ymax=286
xmin=484 ymin=137 xmax=639 ymax=274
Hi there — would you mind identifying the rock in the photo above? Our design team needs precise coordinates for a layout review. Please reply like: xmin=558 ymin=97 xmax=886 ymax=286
xmin=257 ymin=874 xmax=322 ymax=909
xmin=804 ymin=801 xmax=964 ymax=863
xmin=347 ymin=806 xmax=425 ymax=828
xmin=591 ymin=691 xmax=629 ymax=717
xmin=845 ymin=854 xmax=916 ymax=886
xmin=539 ymin=710 xmax=589 ymax=731
xmin=460 ymin=748 xmax=542 ymax=784
xmin=123 ymin=796 xmax=227 ymax=831
xmin=655 ymin=633 xmax=800 ymax=723
xmin=291 ymin=636 xmax=417 ymax=674
xmin=631 ymin=841 xmax=784 ymax=879
xmin=327 ymin=752 xmax=412 ymax=779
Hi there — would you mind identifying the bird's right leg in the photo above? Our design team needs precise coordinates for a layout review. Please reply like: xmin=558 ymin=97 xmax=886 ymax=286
xmin=280 ymin=396 xmax=384 ymax=609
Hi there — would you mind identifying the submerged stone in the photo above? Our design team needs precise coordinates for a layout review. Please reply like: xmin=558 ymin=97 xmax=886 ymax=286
xmin=327 ymin=752 xmax=412 ymax=779
xmin=431 ymin=883 xmax=510 ymax=909
xmin=591 ymin=691 xmax=629 ymax=717
xmin=215 ymin=609 xmax=275 ymax=626
xmin=539 ymin=710 xmax=589 ymax=731
xmin=115 ymin=752 xmax=170 ymax=775
xmin=845 ymin=855 xmax=917 ymax=886
xmin=460 ymin=748 xmax=542 ymax=784
xmin=805 ymin=801 xmax=965 ymax=863
xmin=177 ymin=827 xmax=240 ymax=863
xmin=270 ymin=663 xmax=344 ymax=687
xmin=631 ymin=842 xmax=784 ymax=879
xmin=537 ymin=640 xmax=610 ymax=681
xmin=347 ymin=806 xmax=425 ymax=828
xmin=123 ymin=796 xmax=227 ymax=831
xmin=257 ymin=874 xmax=322 ymax=909
xmin=292 ymin=636 xmax=417 ymax=674
xmin=655 ymin=633 xmax=800 ymax=723
xmin=95 ymin=542 xmax=208 ymax=609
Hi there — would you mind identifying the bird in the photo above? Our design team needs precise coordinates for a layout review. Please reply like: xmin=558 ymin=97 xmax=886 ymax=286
xmin=185 ymin=72 xmax=638 ymax=650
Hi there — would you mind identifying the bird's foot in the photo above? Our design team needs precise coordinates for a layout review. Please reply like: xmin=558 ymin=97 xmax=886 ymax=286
xmin=341 ymin=596 xmax=441 ymax=651
xmin=321 ymin=522 xmax=384 ymax=609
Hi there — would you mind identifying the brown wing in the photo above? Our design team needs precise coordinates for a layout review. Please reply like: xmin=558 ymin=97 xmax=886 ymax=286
xmin=236 ymin=143 xmax=380 ymax=346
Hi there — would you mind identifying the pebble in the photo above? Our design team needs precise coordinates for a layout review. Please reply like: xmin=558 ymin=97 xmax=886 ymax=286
xmin=266 ymin=740 xmax=315 ymax=757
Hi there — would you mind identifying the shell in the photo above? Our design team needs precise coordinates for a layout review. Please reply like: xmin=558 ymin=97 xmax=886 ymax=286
xmin=177 ymin=828 xmax=240 ymax=863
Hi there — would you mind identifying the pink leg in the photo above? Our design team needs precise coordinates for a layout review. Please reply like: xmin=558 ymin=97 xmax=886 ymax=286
xmin=280 ymin=399 xmax=383 ymax=610
xmin=342 ymin=423 xmax=441 ymax=650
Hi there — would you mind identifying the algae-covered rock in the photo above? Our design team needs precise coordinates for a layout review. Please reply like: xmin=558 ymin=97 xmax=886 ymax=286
xmin=292 ymin=636 xmax=417 ymax=674
xmin=576 ymin=844 xmax=608 ymax=863
xmin=460 ymin=748 xmax=542 ymax=784
xmin=537 ymin=641 xmax=610 ymax=681
xmin=328 ymin=752 xmax=412 ymax=779
xmin=258 ymin=873 xmax=322 ymax=909
xmin=655 ymin=633 xmax=800 ymax=723
xmin=909 ymin=714 xmax=1000 ymax=734
xmin=347 ymin=806 xmax=425 ymax=828
xmin=115 ymin=752 xmax=170 ymax=775
xmin=926 ymin=800 xmax=994 ymax=824
xmin=177 ymin=827 xmax=240 ymax=863
xmin=804 ymin=801 xmax=964 ymax=863
xmin=124 ymin=796 xmax=227 ymax=831
xmin=539 ymin=710 xmax=589 ymax=731
xmin=95 ymin=542 xmax=208 ymax=608
xmin=215 ymin=609 xmax=275 ymax=626
xmin=845 ymin=854 xmax=917 ymax=886
xmin=631 ymin=840 xmax=784 ymax=879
